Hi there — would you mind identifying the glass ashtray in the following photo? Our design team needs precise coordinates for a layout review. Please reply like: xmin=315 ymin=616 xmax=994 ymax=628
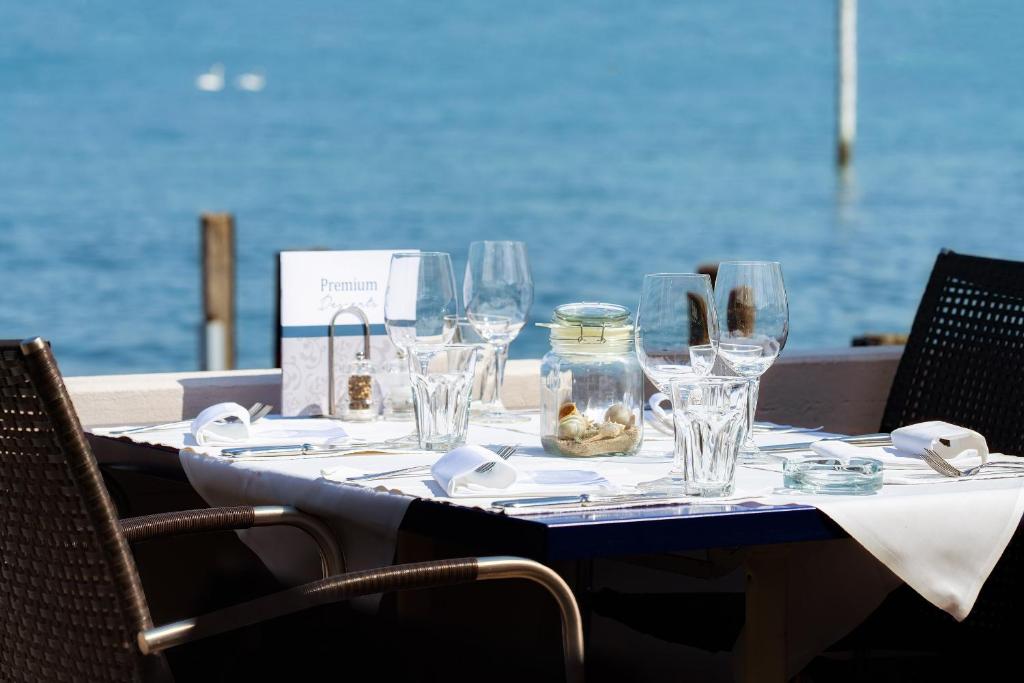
xmin=782 ymin=456 xmax=883 ymax=495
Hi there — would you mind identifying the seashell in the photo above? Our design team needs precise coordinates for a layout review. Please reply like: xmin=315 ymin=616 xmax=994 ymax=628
xmin=557 ymin=413 xmax=588 ymax=440
xmin=604 ymin=404 xmax=632 ymax=426
xmin=597 ymin=421 xmax=626 ymax=439
xmin=558 ymin=402 xmax=579 ymax=420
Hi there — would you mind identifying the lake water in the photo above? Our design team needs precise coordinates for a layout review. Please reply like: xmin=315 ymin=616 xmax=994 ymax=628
xmin=2 ymin=1 xmax=1021 ymax=375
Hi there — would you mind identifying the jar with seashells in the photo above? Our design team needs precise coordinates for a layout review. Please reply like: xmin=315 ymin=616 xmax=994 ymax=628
xmin=538 ymin=303 xmax=644 ymax=457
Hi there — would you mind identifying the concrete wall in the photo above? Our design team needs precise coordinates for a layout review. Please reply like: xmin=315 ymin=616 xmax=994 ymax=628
xmin=68 ymin=347 xmax=902 ymax=434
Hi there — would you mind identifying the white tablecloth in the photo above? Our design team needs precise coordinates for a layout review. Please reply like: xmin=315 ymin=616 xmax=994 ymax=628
xmin=92 ymin=413 xmax=1024 ymax=672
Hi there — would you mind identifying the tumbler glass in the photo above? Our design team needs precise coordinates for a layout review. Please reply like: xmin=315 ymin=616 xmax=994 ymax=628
xmin=407 ymin=344 xmax=478 ymax=451
xmin=671 ymin=376 xmax=750 ymax=497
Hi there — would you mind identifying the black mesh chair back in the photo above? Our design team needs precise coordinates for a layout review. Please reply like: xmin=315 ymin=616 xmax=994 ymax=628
xmin=880 ymin=249 xmax=1024 ymax=454
xmin=0 ymin=339 xmax=158 ymax=681
xmin=874 ymin=250 xmax=1024 ymax=641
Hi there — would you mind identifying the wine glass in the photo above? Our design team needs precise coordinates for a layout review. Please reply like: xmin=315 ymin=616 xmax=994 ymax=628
xmin=634 ymin=273 xmax=719 ymax=493
xmin=385 ymin=252 xmax=459 ymax=352
xmin=383 ymin=252 xmax=458 ymax=441
xmin=713 ymin=261 xmax=789 ymax=460
xmin=463 ymin=241 xmax=533 ymax=423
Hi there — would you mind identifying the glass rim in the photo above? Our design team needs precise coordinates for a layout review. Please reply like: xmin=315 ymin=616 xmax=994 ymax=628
xmin=717 ymin=260 xmax=782 ymax=267
xmin=468 ymin=240 xmax=526 ymax=246
xmin=643 ymin=272 xmax=711 ymax=279
xmin=407 ymin=342 xmax=480 ymax=350
xmin=391 ymin=251 xmax=452 ymax=259
xmin=668 ymin=374 xmax=750 ymax=388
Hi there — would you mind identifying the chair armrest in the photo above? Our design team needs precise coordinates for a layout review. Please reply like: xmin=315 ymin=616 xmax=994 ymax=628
xmin=138 ymin=556 xmax=584 ymax=683
xmin=120 ymin=505 xmax=345 ymax=576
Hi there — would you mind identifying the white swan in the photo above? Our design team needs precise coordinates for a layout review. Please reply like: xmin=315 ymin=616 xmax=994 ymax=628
xmin=196 ymin=64 xmax=225 ymax=92
xmin=236 ymin=71 xmax=266 ymax=92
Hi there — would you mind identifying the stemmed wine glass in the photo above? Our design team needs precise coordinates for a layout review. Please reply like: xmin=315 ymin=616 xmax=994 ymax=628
xmin=384 ymin=252 xmax=459 ymax=442
xmin=463 ymin=241 xmax=534 ymax=423
xmin=634 ymin=273 xmax=719 ymax=493
xmin=712 ymin=261 xmax=789 ymax=460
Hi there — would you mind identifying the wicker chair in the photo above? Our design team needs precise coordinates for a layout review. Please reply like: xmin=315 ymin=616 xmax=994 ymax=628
xmin=881 ymin=248 xmax=1024 ymax=452
xmin=0 ymin=338 xmax=584 ymax=682
xmin=828 ymin=249 xmax=1024 ymax=670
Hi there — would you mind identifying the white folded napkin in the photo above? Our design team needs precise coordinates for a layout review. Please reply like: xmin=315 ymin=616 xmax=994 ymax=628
xmin=189 ymin=403 xmax=348 ymax=448
xmin=809 ymin=438 xmax=1024 ymax=485
xmin=191 ymin=402 xmax=252 ymax=446
xmin=431 ymin=445 xmax=518 ymax=495
xmin=891 ymin=421 xmax=989 ymax=463
xmin=430 ymin=444 xmax=617 ymax=498
xmin=810 ymin=440 xmax=981 ymax=469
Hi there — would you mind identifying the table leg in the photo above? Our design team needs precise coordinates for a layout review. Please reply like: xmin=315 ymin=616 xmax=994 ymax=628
xmin=741 ymin=545 xmax=789 ymax=683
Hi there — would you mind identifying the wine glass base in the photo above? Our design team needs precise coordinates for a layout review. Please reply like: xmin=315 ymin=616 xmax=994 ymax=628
xmin=637 ymin=475 xmax=692 ymax=495
xmin=471 ymin=409 xmax=531 ymax=424
xmin=384 ymin=433 xmax=421 ymax=448
xmin=737 ymin=434 xmax=770 ymax=460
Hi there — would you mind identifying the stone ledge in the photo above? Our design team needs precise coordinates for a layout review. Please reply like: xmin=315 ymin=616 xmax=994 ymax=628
xmin=67 ymin=348 xmax=901 ymax=434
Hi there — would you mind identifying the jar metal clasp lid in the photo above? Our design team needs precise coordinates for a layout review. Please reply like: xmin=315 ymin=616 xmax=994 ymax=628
xmin=537 ymin=301 xmax=633 ymax=347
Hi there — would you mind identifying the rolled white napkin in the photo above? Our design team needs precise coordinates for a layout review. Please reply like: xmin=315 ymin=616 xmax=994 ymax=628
xmin=810 ymin=440 xmax=980 ymax=469
xmin=430 ymin=444 xmax=617 ymax=498
xmin=808 ymin=421 xmax=990 ymax=469
xmin=891 ymin=421 xmax=989 ymax=463
xmin=431 ymin=445 xmax=518 ymax=495
xmin=192 ymin=402 xmax=252 ymax=446
xmin=189 ymin=404 xmax=349 ymax=448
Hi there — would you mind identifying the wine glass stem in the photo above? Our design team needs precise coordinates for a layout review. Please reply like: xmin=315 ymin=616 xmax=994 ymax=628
xmin=481 ymin=346 xmax=498 ymax=405
xmin=489 ymin=342 xmax=509 ymax=411
xmin=745 ymin=377 xmax=760 ymax=445
xmin=670 ymin=416 xmax=686 ymax=475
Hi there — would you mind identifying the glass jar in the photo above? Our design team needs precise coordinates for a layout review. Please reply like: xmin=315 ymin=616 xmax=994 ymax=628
xmin=378 ymin=355 xmax=414 ymax=420
xmin=341 ymin=352 xmax=381 ymax=421
xmin=539 ymin=303 xmax=644 ymax=457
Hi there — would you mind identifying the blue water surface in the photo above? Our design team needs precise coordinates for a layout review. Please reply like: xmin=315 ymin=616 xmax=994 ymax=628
xmin=1 ymin=1 xmax=1021 ymax=375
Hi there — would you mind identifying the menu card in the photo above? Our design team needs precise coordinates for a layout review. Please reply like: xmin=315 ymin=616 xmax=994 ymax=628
xmin=279 ymin=249 xmax=412 ymax=416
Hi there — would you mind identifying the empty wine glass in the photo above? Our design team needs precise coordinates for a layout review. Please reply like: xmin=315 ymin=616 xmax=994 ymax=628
xmin=713 ymin=261 xmax=789 ymax=460
xmin=383 ymin=252 xmax=458 ymax=442
xmin=463 ymin=241 xmax=533 ymax=423
xmin=634 ymin=273 xmax=719 ymax=493
xmin=445 ymin=314 xmax=497 ymax=414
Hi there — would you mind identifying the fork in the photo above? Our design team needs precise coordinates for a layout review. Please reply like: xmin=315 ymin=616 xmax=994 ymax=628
xmin=109 ymin=402 xmax=273 ymax=436
xmin=922 ymin=448 xmax=1024 ymax=478
xmin=347 ymin=444 xmax=518 ymax=482
xmin=473 ymin=444 xmax=519 ymax=474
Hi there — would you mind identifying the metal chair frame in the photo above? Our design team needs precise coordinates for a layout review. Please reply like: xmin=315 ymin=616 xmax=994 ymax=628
xmin=0 ymin=338 xmax=583 ymax=682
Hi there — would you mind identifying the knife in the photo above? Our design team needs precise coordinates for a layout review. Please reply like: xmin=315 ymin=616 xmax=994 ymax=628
xmin=219 ymin=441 xmax=393 ymax=458
xmin=492 ymin=492 xmax=691 ymax=509
xmin=759 ymin=433 xmax=891 ymax=454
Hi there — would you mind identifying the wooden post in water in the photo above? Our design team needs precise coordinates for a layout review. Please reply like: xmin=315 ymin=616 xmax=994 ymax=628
xmin=837 ymin=0 xmax=857 ymax=166
xmin=201 ymin=213 xmax=236 ymax=370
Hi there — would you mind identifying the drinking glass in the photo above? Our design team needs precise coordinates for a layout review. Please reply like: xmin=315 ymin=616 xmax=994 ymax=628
xmin=672 ymin=376 xmax=750 ymax=496
xmin=463 ymin=241 xmax=533 ymax=423
xmin=384 ymin=252 xmax=459 ymax=352
xmin=635 ymin=273 xmax=719 ymax=388
xmin=634 ymin=273 xmax=719 ymax=493
xmin=445 ymin=315 xmax=497 ymax=413
xmin=407 ymin=344 xmax=478 ymax=451
xmin=713 ymin=261 xmax=789 ymax=460
xmin=384 ymin=252 xmax=458 ymax=442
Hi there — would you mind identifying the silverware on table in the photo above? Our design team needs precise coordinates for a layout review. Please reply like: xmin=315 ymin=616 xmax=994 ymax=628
xmin=110 ymin=402 xmax=273 ymax=436
xmin=759 ymin=433 xmax=892 ymax=455
xmin=921 ymin=448 xmax=1024 ymax=479
xmin=473 ymin=445 xmax=519 ymax=473
xmin=753 ymin=425 xmax=825 ymax=435
xmin=345 ymin=444 xmax=519 ymax=482
xmin=222 ymin=441 xmax=368 ymax=458
xmin=493 ymin=491 xmax=691 ymax=510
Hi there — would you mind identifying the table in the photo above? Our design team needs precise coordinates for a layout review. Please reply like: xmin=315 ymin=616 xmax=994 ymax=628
xmin=89 ymin=416 xmax=1024 ymax=682
xmin=89 ymin=427 xmax=852 ymax=682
